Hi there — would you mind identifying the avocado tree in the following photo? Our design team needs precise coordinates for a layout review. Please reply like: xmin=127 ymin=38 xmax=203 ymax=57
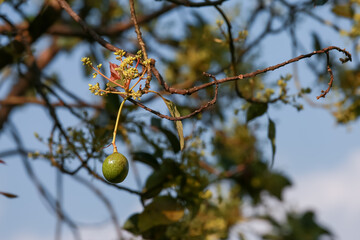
xmin=0 ymin=0 xmax=358 ymax=239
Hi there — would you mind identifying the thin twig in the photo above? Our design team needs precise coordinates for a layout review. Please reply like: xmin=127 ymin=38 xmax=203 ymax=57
xmin=129 ymin=0 xmax=148 ymax=60
xmin=55 ymin=0 xmax=121 ymax=53
xmin=152 ymin=46 xmax=351 ymax=97
xmin=317 ymin=52 xmax=334 ymax=99
xmin=166 ymin=0 xmax=227 ymax=7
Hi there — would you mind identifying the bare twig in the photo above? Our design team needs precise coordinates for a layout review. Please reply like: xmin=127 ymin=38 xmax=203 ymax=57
xmin=0 ymin=41 xmax=60 ymax=130
xmin=165 ymin=0 xmax=227 ymax=7
xmin=72 ymin=175 xmax=123 ymax=240
xmin=152 ymin=46 xmax=351 ymax=96
xmin=129 ymin=0 xmax=148 ymax=60
xmin=0 ymin=96 xmax=103 ymax=109
xmin=8 ymin=123 xmax=81 ymax=240
xmin=121 ymin=73 xmax=219 ymax=121
xmin=55 ymin=0 xmax=121 ymax=53
xmin=316 ymin=52 xmax=334 ymax=99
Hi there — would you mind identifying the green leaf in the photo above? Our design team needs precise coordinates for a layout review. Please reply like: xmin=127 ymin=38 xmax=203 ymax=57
xmin=150 ymin=117 xmax=162 ymax=128
xmin=332 ymin=4 xmax=354 ymax=18
xmin=246 ymin=103 xmax=268 ymax=123
xmin=163 ymin=98 xmax=185 ymax=151
xmin=142 ymin=170 xmax=167 ymax=200
xmin=312 ymin=32 xmax=322 ymax=52
xmin=161 ymin=128 xmax=181 ymax=153
xmin=142 ymin=160 xmax=182 ymax=200
xmin=123 ymin=213 xmax=141 ymax=235
xmin=104 ymin=93 xmax=120 ymax=113
xmin=267 ymin=118 xmax=276 ymax=166
xmin=150 ymin=118 xmax=180 ymax=153
xmin=132 ymin=151 xmax=160 ymax=170
xmin=138 ymin=196 xmax=184 ymax=232
xmin=313 ymin=0 xmax=328 ymax=6
xmin=263 ymin=172 xmax=291 ymax=200
xmin=0 ymin=192 xmax=18 ymax=198
xmin=107 ymin=78 xmax=126 ymax=88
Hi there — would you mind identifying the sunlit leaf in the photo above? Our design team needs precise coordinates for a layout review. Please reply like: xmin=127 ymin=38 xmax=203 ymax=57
xmin=332 ymin=4 xmax=354 ymax=18
xmin=138 ymin=196 xmax=184 ymax=232
xmin=162 ymin=98 xmax=184 ymax=151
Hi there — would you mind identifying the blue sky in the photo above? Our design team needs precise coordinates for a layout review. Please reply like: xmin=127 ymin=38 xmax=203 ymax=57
xmin=0 ymin=1 xmax=360 ymax=240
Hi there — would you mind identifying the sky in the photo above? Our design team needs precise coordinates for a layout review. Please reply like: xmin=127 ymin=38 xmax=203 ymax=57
xmin=0 ymin=1 xmax=360 ymax=240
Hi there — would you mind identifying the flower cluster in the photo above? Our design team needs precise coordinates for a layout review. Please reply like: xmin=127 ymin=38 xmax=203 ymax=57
xmin=88 ymin=83 xmax=106 ymax=96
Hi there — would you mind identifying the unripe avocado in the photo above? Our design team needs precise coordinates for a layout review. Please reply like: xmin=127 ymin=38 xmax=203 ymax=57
xmin=102 ymin=152 xmax=129 ymax=183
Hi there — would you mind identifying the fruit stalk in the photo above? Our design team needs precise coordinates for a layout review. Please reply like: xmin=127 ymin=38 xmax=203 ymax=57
xmin=112 ymin=97 xmax=127 ymax=152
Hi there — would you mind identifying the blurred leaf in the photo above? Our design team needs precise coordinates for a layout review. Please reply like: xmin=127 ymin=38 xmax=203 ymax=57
xmin=213 ymin=124 xmax=258 ymax=170
xmin=267 ymin=118 xmax=276 ymax=166
xmin=313 ymin=0 xmax=328 ymax=6
xmin=150 ymin=118 xmax=180 ymax=153
xmin=123 ymin=213 xmax=141 ymax=235
xmin=246 ymin=103 xmax=268 ymax=123
xmin=0 ymin=192 xmax=18 ymax=198
xmin=263 ymin=172 xmax=291 ymax=200
xmin=142 ymin=160 xmax=182 ymax=200
xmin=150 ymin=117 xmax=162 ymax=129
xmin=57 ymin=37 xmax=80 ymax=51
xmin=138 ymin=196 xmax=184 ymax=232
xmin=0 ymin=160 xmax=5 ymax=164
xmin=263 ymin=210 xmax=332 ymax=239
xmin=142 ymin=170 xmax=167 ymax=200
xmin=132 ymin=151 xmax=160 ymax=170
xmin=161 ymin=128 xmax=181 ymax=153
xmin=104 ymin=93 xmax=120 ymax=113
xmin=332 ymin=4 xmax=353 ymax=18
xmin=163 ymin=98 xmax=185 ymax=151
xmin=312 ymin=32 xmax=322 ymax=52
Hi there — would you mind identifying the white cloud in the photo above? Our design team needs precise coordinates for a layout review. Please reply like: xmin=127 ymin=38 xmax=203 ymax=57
xmin=285 ymin=149 xmax=360 ymax=240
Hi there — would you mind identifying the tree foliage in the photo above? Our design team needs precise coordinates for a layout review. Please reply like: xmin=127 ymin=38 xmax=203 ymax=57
xmin=0 ymin=0 xmax=359 ymax=239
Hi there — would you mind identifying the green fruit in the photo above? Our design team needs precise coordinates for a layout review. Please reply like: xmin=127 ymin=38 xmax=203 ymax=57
xmin=102 ymin=152 xmax=129 ymax=183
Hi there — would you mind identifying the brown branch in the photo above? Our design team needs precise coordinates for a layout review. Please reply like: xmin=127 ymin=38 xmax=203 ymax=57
xmin=47 ymin=4 xmax=177 ymax=37
xmin=55 ymin=0 xmax=121 ymax=53
xmin=316 ymin=52 xmax=334 ymax=99
xmin=0 ymin=4 xmax=177 ymax=39
xmin=0 ymin=41 xmax=60 ymax=130
xmin=215 ymin=5 xmax=236 ymax=75
xmin=0 ymin=96 xmax=103 ymax=110
xmin=72 ymin=175 xmax=123 ymax=239
xmin=129 ymin=0 xmax=149 ymax=60
xmin=0 ymin=1 xmax=61 ymax=70
xmin=8 ymin=123 xmax=81 ymax=240
xmin=152 ymin=46 xmax=351 ymax=97
xmin=128 ymin=0 xmax=153 ymax=90
xmin=165 ymin=0 xmax=227 ymax=7
xmin=127 ymin=73 xmax=219 ymax=121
